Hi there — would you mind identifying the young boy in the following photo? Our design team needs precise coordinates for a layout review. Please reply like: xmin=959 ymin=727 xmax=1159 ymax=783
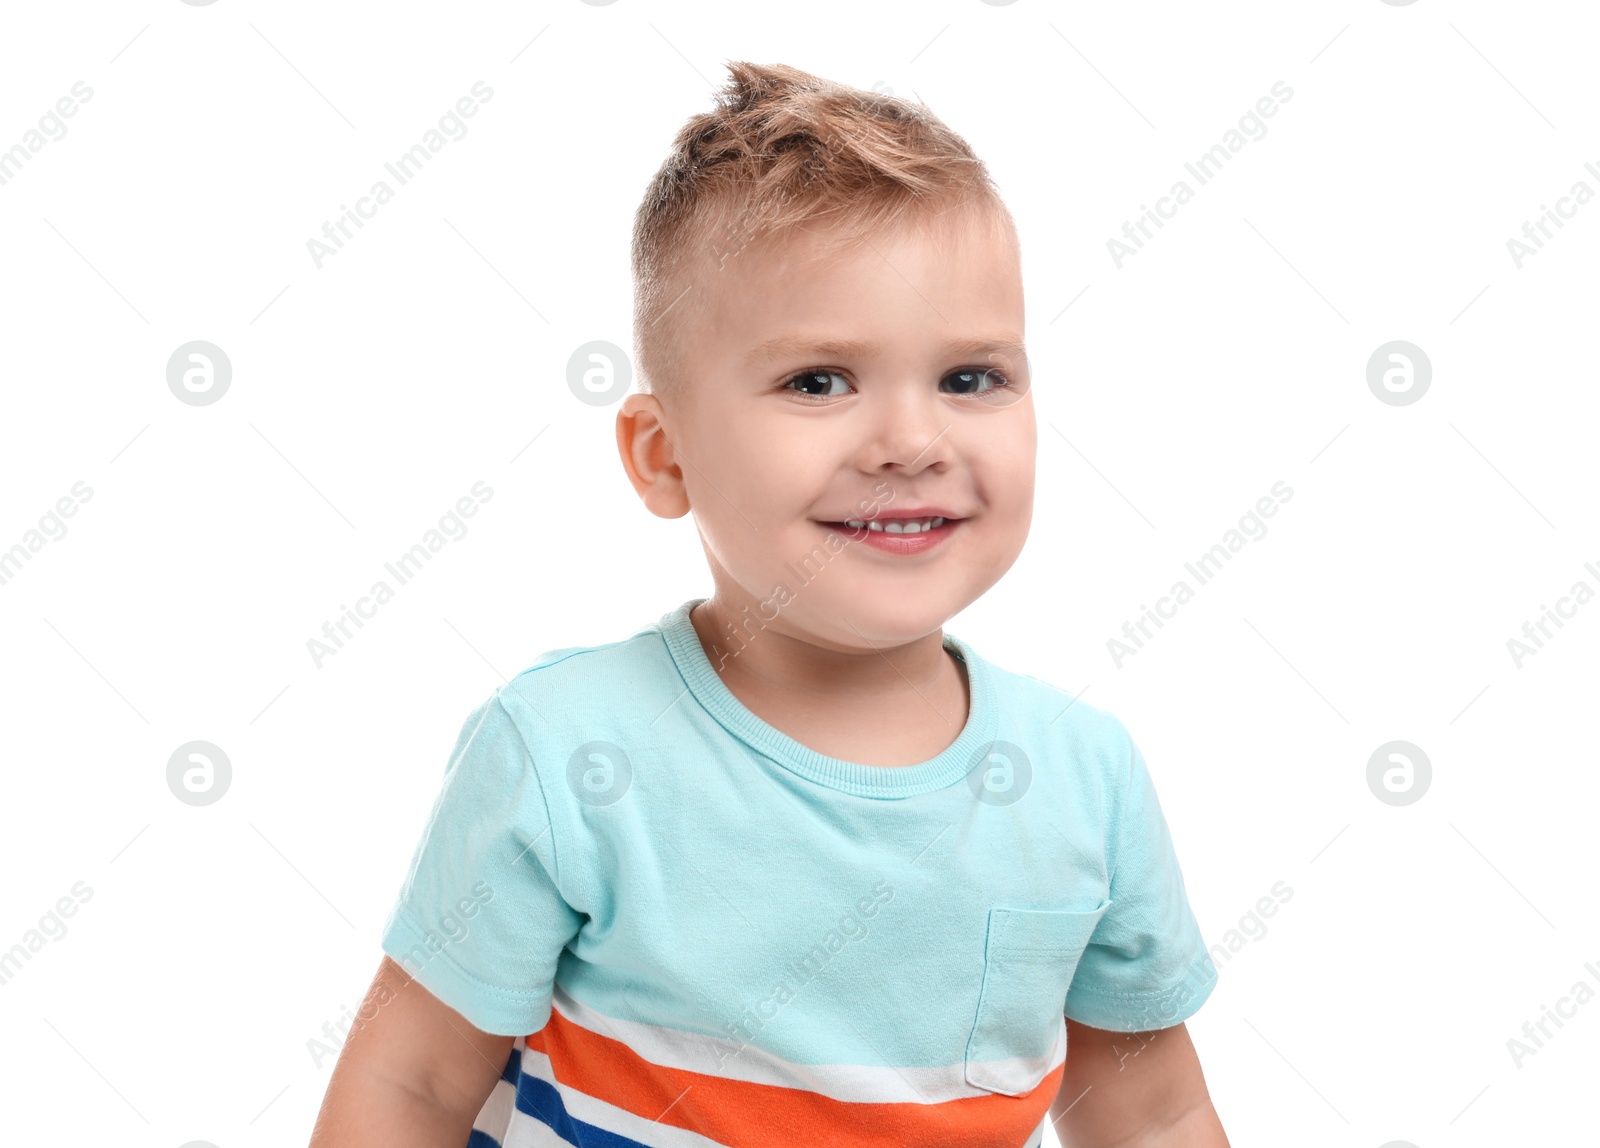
xmin=311 ymin=62 xmax=1227 ymax=1148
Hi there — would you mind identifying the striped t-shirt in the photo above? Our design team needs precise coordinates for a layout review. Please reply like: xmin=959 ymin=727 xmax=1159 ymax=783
xmin=380 ymin=599 xmax=1217 ymax=1147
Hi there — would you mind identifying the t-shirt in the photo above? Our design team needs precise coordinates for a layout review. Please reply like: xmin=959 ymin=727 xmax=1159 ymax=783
xmin=380 ymin=599 xmax=1217 ymax=1148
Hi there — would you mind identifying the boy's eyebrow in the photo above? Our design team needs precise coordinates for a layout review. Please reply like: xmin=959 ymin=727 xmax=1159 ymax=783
xmin=745 ymin=335 xmax=1028 ymax=365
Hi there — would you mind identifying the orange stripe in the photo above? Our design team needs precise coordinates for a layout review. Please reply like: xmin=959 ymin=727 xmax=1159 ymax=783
xmin=527 ymin=1008 xmax=1058 ymax=1147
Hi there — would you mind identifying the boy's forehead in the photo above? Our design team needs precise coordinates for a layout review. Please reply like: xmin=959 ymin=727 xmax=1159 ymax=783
xmin=695 ymin=209 xmax=1023 ymax=350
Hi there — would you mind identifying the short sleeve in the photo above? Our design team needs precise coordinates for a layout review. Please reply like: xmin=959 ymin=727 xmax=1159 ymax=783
xmin=380 ymin=691 xmax=582 ymax=1036
xmin=1064 ymin=731 xmax=1217 ymax=1032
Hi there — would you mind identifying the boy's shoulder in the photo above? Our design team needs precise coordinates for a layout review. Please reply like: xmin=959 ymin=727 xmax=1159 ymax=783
xmin=968 ymin=645 xmax=1139 ymax=759
xmin=494 ymin=615 xmax=675 ymax=717
xmin=471 ymin=612 xmax=1146 ymax=791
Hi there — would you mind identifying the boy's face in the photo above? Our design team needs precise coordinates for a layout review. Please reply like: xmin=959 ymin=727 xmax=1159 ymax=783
xmin=620 ymin=201 xmax=1035 ymax=651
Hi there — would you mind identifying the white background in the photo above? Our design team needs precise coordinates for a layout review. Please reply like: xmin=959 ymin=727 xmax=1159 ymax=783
xmin=1 ymin=1 xmax=1597 ymax=1145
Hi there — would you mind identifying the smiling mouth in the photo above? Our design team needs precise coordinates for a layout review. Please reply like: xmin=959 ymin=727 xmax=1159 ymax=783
xmin=819 ymin=515 xmax=960 ymax=535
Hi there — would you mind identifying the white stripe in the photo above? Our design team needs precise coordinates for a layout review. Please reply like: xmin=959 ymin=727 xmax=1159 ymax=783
xmin=471 ymin=1070 xmax=519 ymax=1145
xmin=550 ymin=984 xmax=1067 ymax=1105
xmin=491 ymin=1081 xmax=571 ymax=1148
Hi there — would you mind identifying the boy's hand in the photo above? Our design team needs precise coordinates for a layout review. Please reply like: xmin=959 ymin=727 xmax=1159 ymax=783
xmin=1048 ymin=1019 xmax=1229 ymax=1147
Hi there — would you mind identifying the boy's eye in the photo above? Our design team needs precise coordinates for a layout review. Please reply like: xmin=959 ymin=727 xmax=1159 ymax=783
xmin=942 ymin=367 xmax=1010 ymax=395
xmin=783 ymin=369 xmax=852 ymax=398
xmin=779 ymin=366 xmax=1017 ymax=401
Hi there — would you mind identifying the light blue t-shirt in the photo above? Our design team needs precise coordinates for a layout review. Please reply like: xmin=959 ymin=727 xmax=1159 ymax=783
xmin=380 ymin=599 xmax=1217 ymax=1148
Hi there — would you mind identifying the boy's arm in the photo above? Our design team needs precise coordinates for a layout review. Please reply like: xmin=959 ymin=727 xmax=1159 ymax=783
xmin=1049 ymin=1019 xmax=1228 ymax=1147
xmin=308 ymin=955 xmax=515 ymax=1147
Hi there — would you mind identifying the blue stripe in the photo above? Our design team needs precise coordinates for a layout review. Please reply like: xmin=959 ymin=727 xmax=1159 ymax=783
xmin=512 ymin=1065 xmax=658 ymax=1148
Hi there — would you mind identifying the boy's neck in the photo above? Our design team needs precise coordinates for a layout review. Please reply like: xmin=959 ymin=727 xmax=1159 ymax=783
xmin=687 ymin=596 xmax=970 ymax=767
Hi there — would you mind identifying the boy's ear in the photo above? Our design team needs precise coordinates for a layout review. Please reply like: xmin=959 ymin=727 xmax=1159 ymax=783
xmin=615 ymin=393 xmax=691 ymax=519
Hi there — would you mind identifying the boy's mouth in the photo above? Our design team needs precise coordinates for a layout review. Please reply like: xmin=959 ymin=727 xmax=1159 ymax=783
xmin=815 ymin=509 xmax=967 ymax=537
xmin=817 ymin=514 xmax=963 ymax=554
xmin=832 ymin=515 xmax=949 ymax=535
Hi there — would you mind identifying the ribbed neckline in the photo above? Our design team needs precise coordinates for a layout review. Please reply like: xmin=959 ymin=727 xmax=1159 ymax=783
xmin=656 ymin=598 xmax=997 ymax=799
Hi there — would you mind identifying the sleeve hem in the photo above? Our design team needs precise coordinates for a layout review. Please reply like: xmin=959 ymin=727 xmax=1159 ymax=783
xmin=380 ymin=905 xmax=553 ymax=1037
xmin=1064 ymin=952 xmax=1218 ymax=1032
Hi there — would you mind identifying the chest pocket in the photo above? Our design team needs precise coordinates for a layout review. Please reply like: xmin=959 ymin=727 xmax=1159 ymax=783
xmin=963 ymin=900 xmax=1112 ymax=1096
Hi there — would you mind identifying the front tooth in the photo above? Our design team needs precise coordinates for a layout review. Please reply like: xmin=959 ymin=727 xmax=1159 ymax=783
xmin=865 ymin=517 xmax=947 ymax=534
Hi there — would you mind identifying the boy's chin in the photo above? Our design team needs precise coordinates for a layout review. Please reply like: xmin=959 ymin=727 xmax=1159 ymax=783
xmin=802 ymin=591 xmax=971 ymax=648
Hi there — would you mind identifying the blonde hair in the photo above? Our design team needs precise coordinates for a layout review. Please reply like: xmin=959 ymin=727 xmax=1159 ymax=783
xmin=630 ymin=61 xmax=1015 ymax=402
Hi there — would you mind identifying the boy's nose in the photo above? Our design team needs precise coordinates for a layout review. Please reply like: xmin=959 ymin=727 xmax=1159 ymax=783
xmin=857 ymin=392 xmax=954 ymax=474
